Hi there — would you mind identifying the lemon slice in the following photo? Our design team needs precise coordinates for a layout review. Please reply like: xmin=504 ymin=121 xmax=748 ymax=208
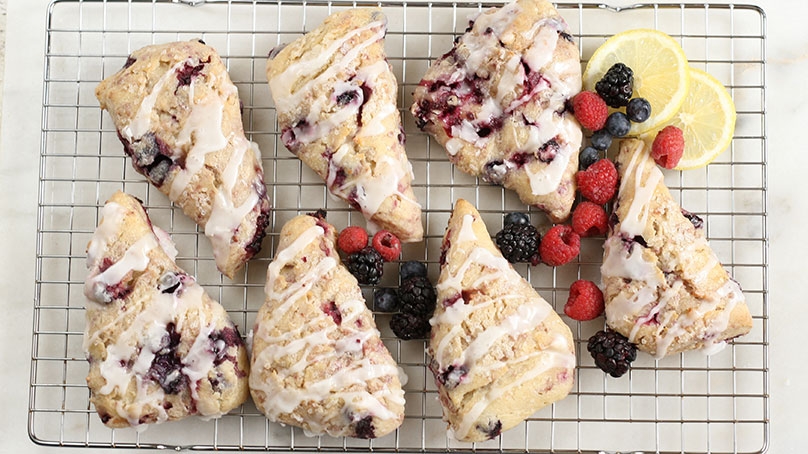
xmin=642 ymin=68 xmax=736 ymax=170
xmin=583 ymin=29 xmax=691 ymax=135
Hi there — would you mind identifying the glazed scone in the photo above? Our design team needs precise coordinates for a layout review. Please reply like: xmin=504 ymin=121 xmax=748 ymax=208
xmin=83 ymin=191 xmax=249 ymax=429
xmin=266 ymin=8 xmax=423 ymax=242
xmin=602 ymin=139 xmax=753 ymax=358
xmin=411 ymin=0 xmax=582 ymax=223
xmin=429 ymin=199 xmax=575 ymax=442
xmin=250 ymin=212 xmax=405 ymax=439
xmin=96 ymin=40 xmax=272 ymax=278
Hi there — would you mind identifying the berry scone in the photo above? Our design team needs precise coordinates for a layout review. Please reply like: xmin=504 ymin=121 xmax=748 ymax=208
xmin=83 ymin=191 xmax=249 ymax=429
xmin=96 ymin=40 xmax=272 ymax=278
xmin=411 ymin=0 xmax=582 ymax=223
xmin=430 ymin=199 xmax=575 ymax=442
xmin=250 ymin=211 xmax=405 ymax=439
xmin=601 ymin=139 xmax=753 ymax=358
xmin=266 ymin=8 xmax=423 ymax=242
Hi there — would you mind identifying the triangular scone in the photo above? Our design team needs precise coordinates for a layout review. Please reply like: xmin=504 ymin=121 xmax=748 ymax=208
xmin=250 ymin=212 xmax=405 ymax=439
xmin=429 ymin=199 xmax=575 ymax=442
xmin=96 ymin=40 xmax=272 ymax=278
xmin=411 ymin=0 xmax=582 ymax=223
xmin=602 ymin=139 xmax=753 ymax=358
xmin=266 ymin=9 xmax=423 ymax=242
xmin=83 ymin=191 xmax=249 ymax=429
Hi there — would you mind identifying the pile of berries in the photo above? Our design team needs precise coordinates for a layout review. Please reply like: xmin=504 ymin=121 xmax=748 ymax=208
xmin=372 ymin=261 xmax=436 ymax=340
xmin=493 ymin=212 xmax=582 ymax=268
xmin=337 ymin=226 xmax=402 ymax=285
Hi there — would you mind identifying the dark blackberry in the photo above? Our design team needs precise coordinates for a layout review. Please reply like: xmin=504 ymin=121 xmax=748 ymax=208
xmin=373 ymin=288 xmax=400 ymax=313
xmin=400 ymin=260 xmax=428 ymax=281
xmin=626 ymin=97 xmax=651 ymax=123
xmin=590 ymin=129 xmax=613 ymax=151
xmin=578 ymin=146 xmax=601 ymax=170
xmin=495 ymin=223 xmax=540 ymax=265
xmin=397 ymin=276 xmax=436 ymax=316
xmin=595 ymin=63 xmax=634 ymax=108
xmin=390 ymin=312 xmax=431 ymax=340
xmin=605 ymin=112 xmax=631 ymax=137
xmin=346 ymin=247 xmax=384 ymax=285
xmin=503 ymin=212 xmax=530 ymax=227
xmin=587 ymin=330 xmax=637 ymax=378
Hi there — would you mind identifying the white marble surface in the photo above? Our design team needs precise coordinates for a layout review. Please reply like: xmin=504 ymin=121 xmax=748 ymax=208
xmin=1 ymin=0 xmax=805 ymax=452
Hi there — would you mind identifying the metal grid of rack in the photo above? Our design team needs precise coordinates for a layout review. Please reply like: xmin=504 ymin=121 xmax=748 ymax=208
xmin=30 ymin=1 xmax=768 ymax=452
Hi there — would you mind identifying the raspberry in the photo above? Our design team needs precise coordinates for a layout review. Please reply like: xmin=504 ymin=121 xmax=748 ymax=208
xmin=571 ymin=91 xmax=608 ymax=131
xmin=372 ymin=230 xmax=402 ymax=262
xmin=564 ymin=280 xmax=605 ymax=321
xmin=571 ymin=201 xmax=608 ymax=237
xmin=652 ymin=125 xmax=685 ymax=169
xmin=337 ymin=226 xmax=368 ymax=255
xmin=576 ymin=158 xmax=618 ymax=205
xmin=539 ymin=225 xmax=580 ymax=266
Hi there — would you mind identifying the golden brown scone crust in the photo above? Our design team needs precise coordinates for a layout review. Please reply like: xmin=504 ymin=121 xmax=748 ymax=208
xmin=250 ymin=213 xmax=404 ymax=439
xmin=429 ymin=199 xmax=575 ymax=442
xmin=601 ymin=139 xmax=752 ymax=358
xmin=96 ymin=40 xmax=271 ymax=278
xmin=267 ymin=9 xmax=423 ymax=242
xmin=84 ymin=191 xmax=249 ymax=429
xmin=412 ymin=0 xmax=582 ymax=223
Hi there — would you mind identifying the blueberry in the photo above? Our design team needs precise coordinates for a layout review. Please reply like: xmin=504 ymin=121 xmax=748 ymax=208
xmin=399 ymin=260 xmax=428 ymax=280
xmin=503 ymin=212 xmax=530 ymax=227
xmin=373 ymin=288 xmax=400 ymax=313
xmin=605 ymin=112 xmax=631 ymax=137
xmin=626 ymin=97 xmax=651 ymax=123
xmin=590 ymin=129 xmax=613 ymax=151
xmin=578 ymin=146 xmax=601 ymax=170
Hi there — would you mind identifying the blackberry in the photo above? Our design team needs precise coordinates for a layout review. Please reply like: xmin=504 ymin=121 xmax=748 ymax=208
xmin=595 ymin=63 xmax=634 ymax=108
xmin=397 ymin=276 xmax=437 ymax=316
xmin=587 ymin=330 xmax=637 ymax=378
xmin=400 ymin=260 xmax=428 ymax=280
xmin=495 ymin=223 xmax=540 ymax=265
xmin=390 ymin=312 xmax=431 ymax=340
xmin=578 ymin=146 xmax=601 ymax=170
xmin=346 ymin=247 xmax=384 ymax=285
xmin=503 ymin=212 xmax=530 ymax=227
xmin=626 ymin=97 xmax=651 ymax=123
xmin=590 ymin=129 xmax=613 ymax=151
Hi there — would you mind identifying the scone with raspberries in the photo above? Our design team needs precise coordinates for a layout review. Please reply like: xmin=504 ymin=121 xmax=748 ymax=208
xmin=250 ymin=211 xmax=405 ymax=439
xmin=266 ymin=8 xmax=423 ymax=242
xmin=429 ymin=199 xmax=575 ymax=442
xmin=84 ymin=191 xmax=249 ymax=429
xmin=96 ymin=40 xmax=271 ymax=278
xmin=412 ymin=0 xmax=583 ymax=223
xmin=601 ymin=139 xmax=752 ymax=358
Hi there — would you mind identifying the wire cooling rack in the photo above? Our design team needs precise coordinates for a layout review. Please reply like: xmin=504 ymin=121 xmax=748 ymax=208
xmin=31 ymin=0 xmax=768 ymax=452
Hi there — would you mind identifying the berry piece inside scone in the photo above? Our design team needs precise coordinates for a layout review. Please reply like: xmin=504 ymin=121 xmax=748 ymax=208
xmin=411 ymin=0 xmax=583 ymax=222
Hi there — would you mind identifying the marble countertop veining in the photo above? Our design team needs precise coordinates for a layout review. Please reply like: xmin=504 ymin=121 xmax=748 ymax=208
xmin=1 ymin=0 xmax=806 ymax=452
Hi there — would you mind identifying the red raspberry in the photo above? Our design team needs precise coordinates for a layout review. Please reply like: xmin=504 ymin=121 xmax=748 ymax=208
xmin=576 ymin=158 xmax=618 ymax=205
xmin=652 ymin=125 xmax=685 ymax=169
xmin=571 ymin=201 xmax=609 ymax=237
xmin=571 ymin=91 xmax=609 ymax=131
xmin=372 ymin=230 xmax=402 ymax=262
xmin=564 ymin=280 xmax=605 ymax=321
xmin=539 ymin=225 xmax=580 ymax=266
xmin=337 ymin=226 xmax=368 ymax=255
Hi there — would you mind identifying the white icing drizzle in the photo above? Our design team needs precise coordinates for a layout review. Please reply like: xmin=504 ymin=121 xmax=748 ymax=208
xmin=121 ymin=59 xmax=190 ymax=141
xmin=433 ymin=215 xmax=574 ymax=440
xmin=251 ymin=224 xmax=403 ymax=436
xmin=84 ymin=200 xmax=226 ymax=426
